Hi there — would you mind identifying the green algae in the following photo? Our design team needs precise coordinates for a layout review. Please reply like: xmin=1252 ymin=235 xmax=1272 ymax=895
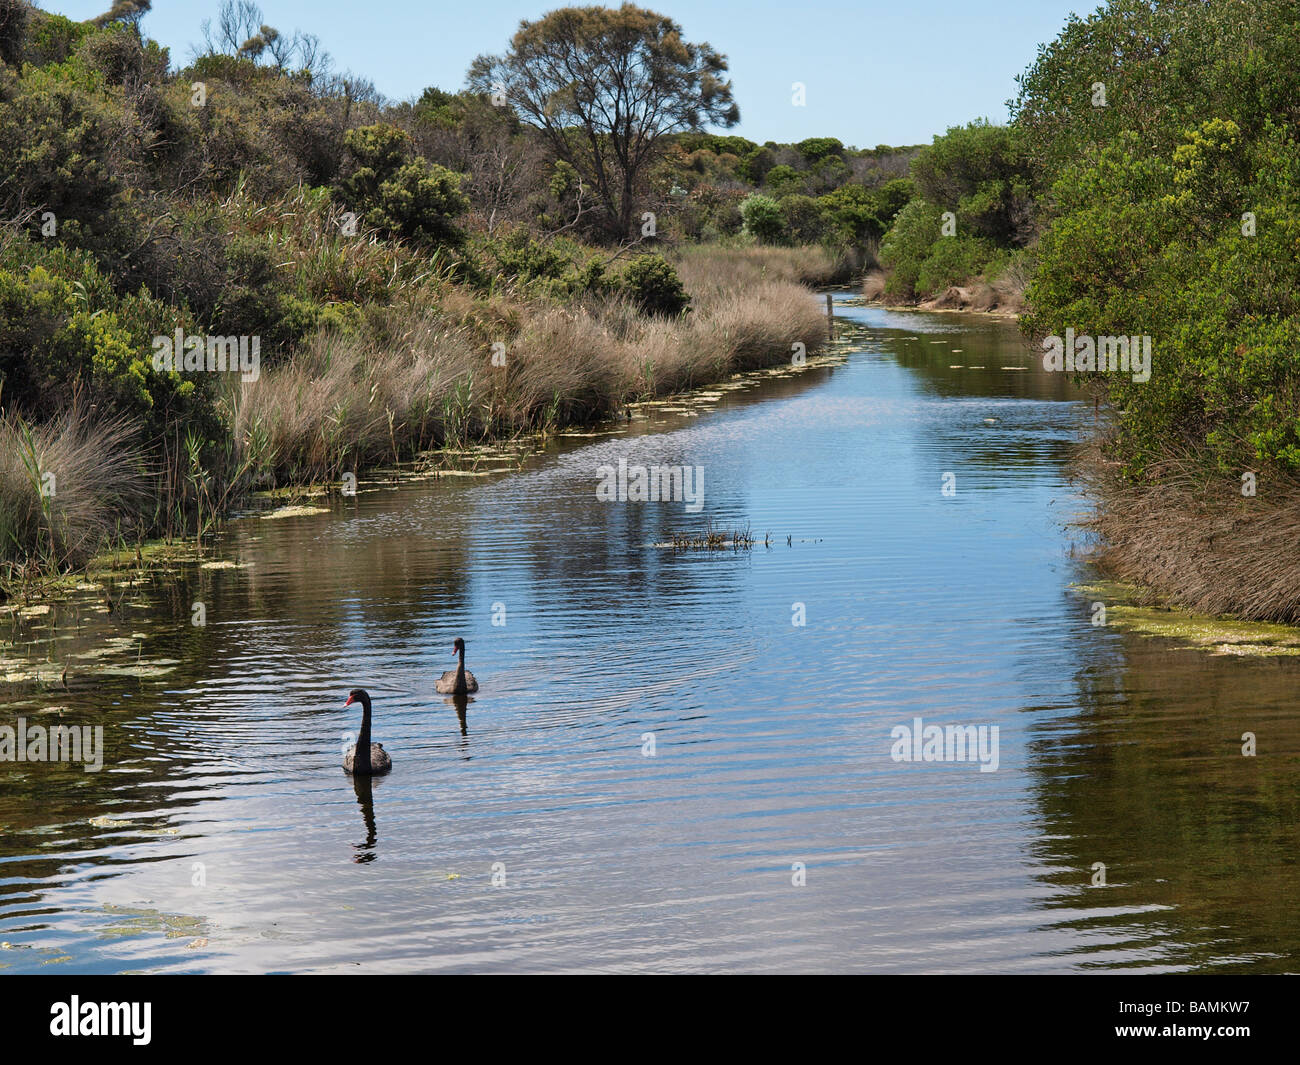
xmin=1073 ymin=580 xmax=1300 ymax=655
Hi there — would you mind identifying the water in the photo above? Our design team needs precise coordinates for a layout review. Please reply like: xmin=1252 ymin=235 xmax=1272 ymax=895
xmin=3 ymin=297 xmax=1298 ymax=973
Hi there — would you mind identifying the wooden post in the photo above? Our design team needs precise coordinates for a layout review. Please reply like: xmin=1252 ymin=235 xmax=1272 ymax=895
xmin=825 ymin=293 xmax=835 ymax=339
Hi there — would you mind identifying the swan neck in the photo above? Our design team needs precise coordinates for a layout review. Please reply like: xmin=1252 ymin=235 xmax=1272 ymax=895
xmin=356 ymin=697 xmax=372 ymax=757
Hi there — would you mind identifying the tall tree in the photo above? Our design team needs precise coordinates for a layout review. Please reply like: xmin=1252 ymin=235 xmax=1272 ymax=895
xmin=470 ymin=3 xmax=738 ymax=241
xmin=93 ymin=0 xmax=152 ymax=28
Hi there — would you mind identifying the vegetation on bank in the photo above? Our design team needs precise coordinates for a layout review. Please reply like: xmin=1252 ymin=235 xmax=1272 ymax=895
xmin=867 ymin=120 xmax=1034 ymax=310
xmin=1018 ymin=0 xmax=1300 ymax=622
xmin=854 ymin=0 xmax=1300 ymax=622
xmin=0 ymin=0 xmax=852 ymax=586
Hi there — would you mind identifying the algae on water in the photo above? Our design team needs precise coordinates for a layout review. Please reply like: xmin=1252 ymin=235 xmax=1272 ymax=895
xmin=1073 ymin=580 xmax=1300 ymax=656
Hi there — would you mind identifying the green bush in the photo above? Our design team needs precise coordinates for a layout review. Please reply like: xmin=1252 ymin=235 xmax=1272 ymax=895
xmin=763 ymin=164 xmax=804 ymax=196
xmin=0 ymin=240 xmax=213 ymax=441
xmin=371 ymin=159 xmax=469 ymax=246
xmin=1017 ymin=0 xmax=1300 ymax=477
xmin=0 ymin=0 xmax=29 ymax=66
xmin=740 ymin=193 xmax=784 ymax=244
xmin=619 ymin=254 xmax=689 ymax=317
xmin=338 ymin=124 xmax=468 ymax=246
xmin=778 ymin=194 xmax=824 ymax=244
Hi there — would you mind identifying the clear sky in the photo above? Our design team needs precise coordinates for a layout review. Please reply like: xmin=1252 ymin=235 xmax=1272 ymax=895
xmin=39 ymin=0 xmax=1088 ymax=147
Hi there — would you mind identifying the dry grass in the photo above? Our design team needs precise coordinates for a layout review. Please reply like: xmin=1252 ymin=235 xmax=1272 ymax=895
xmin=671 ymin=244 xmax=847 ymax=301
xmin=231 ymin=267 xmax=829 ymax=483
xmin=0 ymin=403 xmax=148 ymax=573
xmin=1078 ymin=439 xmax=1300 ymax=623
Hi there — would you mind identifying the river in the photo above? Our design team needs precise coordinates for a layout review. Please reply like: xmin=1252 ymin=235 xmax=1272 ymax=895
xmin=2 ymin=295 xmax=1297 ymax=973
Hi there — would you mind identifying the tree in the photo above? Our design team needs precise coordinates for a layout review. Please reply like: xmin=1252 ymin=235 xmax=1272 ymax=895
xmin=93 ymin=0 xmax=151 ymax=29
xmin=1017 ymin=0 xmax=1300 ymax=477
xmin=910 ymin=120 xmax=1033 ymax=246
xmin=198 ymin=0 xmax=330 ymax=79
xmin=469 ymin=4 xmax=739 ymax=241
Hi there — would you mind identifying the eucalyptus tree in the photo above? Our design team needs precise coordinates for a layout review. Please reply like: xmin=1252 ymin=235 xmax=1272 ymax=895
xmin=470 ymin=4 xmax=739 ymax=241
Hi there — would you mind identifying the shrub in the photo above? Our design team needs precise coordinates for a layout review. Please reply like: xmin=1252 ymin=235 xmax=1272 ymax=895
xmin=370 ymin=158 xmax=469 ymax=246
xmin=0 ymin=0 xmax=28 ymax=66
xmin=778 ymin=194 xmax=824 ymax=244
xmin=763 ymin=164 xmax=803 ymax=196
xmin=740 ymin=193 xmax=784 ymax=244
xmin=619 ymin=254 xmax=689 ymax=317
xmin=338 ymin=123 xmax=468 ymax=246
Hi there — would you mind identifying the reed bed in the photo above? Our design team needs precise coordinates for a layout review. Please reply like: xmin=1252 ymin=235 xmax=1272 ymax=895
xmin=231 ymin=273 xmax=828 ymax=483
xmin=671 ymin=244 xmax=847 ymax=301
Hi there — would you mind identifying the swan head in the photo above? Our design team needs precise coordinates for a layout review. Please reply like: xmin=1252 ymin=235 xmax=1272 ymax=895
xmin=345 ymin=688 xmax=371 ymax=708
xmin=453 ymin=638 xmax=466 ymax=655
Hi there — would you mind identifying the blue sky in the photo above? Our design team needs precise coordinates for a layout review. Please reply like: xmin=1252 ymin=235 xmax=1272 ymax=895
xmin=40 ymin=1 xmax=1088 ymax=146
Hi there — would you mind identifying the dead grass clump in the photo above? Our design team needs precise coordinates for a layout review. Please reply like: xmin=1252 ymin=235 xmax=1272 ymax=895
xmin=693 ymin=281 xmax=827 ymax=372
xmin=861 ymin=271 xmax=887 ymax=301
xmin=231 ymin=314 xmax=480 ymax=480
xmin=503 ymin=305 xmax=623 ymax=428
xmin=0 ymin=403 xmax=148 ymax=572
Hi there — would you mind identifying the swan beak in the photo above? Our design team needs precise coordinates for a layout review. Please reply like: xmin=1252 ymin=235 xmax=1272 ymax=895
xmin=344 ymin=695 xmax=354 ymax=706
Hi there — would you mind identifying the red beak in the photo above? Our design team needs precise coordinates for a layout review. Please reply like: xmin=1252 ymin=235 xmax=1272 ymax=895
xmin=344 ymin=695 xmax=354 ymax=706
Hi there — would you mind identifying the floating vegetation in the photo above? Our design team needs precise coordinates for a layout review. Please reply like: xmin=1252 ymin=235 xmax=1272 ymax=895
xmin=96 ymin=905 xmax=207 ymax=942
xmin=661 ymin=524 xmax=761 ymax=551
xmin=261 ymin=504 xmax=330 ymax=520
xmin=1073 ymin=580 xmax=1300 ymax=655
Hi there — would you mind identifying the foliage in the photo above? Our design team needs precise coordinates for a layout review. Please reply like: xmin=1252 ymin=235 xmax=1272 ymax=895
xmin=619 ymin=253 xmax=689 ymax=317
xmin=1017 ymin=0 xmax=1300 ymax=477
xmin=739 ymin=193 xmax=783 ymax=243
xmin=338 ymin=124 xmax=468 ymax=245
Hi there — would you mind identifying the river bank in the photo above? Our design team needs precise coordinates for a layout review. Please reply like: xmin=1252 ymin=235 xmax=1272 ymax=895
xmin=849 ymin=286 xmax=1300 ymax=628
xmin=0 ymin=243 xmax=834 ymax=601
xmin=1 ymin=315 xmax=852 ymax=689
xmin=859 ymin=269 xmax=1023 ymax=318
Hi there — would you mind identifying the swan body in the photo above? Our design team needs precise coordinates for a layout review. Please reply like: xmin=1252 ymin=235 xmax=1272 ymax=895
xmin=344 ymin=741 xmax=391 ymax=774
xmin=435 ymin=669 xmax=478 ymax=694
xmin=343 ymin=689 xmax=392 ymax=775
xmin=435 ymin=638 xmax=479 ymax=694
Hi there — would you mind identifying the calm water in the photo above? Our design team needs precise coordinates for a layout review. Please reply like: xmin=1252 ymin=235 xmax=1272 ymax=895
xmin=3 ymin=297 xmax=1298 ymax=973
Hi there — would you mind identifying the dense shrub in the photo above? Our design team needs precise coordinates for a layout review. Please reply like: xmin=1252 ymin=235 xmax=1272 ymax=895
xmin=338 ymin=123 xmax=468 ymax=246
xmin=740 ymin=193 xmax=783 ymax=243
xmin=619 ymin=254 xmax=689 ymax=317
xmin=1017 ymin=0 xmax=1300 ymax=477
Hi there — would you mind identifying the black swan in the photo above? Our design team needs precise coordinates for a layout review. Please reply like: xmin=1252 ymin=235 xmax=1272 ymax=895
xmin=343 ymin=688 xmax=392 ymax=775
xmin=435 ymin=637 xmax=479 ymax=694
